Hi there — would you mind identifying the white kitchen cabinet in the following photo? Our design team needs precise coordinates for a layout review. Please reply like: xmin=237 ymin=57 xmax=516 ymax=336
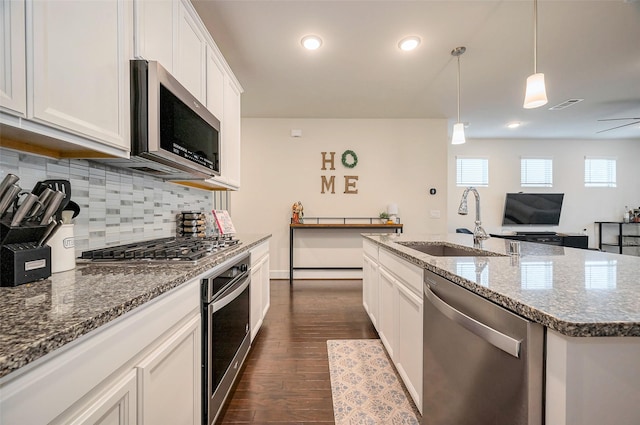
xmin=174 ymin=0 xmax=206 ymax=102
xmin=0 ymin=0 xmax=26 ymax=117
xmin=0 ymin=278 xmax=201 ymax=425
xmin=250 ymin=240 xmax=270 ymax=341
xmin=395 ymin=280 xmax=423 ymax=411
xmin=29 ymin=0 xmax=132 ymax=151
xmin=363 ymin=239 xmax=423 ymax=413
xmin=132 ymin=0 xmax=243 ymax=191
xmin=377 ymin=267 xmax=397 ymax=359
xmin=51 ymin=370 xmax=138 ymax=425
xmin=132 ymin=0 xmax=173 ymax=71
xmin=205 ymin=44 xmax=225 ymax=121
xmin=136 ymin=314 xmax=200 ymax=425
xmin=362 ymin=239 xmax=379 ymax=327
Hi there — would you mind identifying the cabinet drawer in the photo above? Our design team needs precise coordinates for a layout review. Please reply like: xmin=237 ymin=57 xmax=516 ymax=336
xmin=379 ymin=248 xmax=422 ymax=296
xmin=363 ymin=239 xmax=379 ymax=260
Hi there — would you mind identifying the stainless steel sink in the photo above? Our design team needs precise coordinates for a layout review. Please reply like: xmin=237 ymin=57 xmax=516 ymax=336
xmin=397 ymin=242 xmax=505 ymax=257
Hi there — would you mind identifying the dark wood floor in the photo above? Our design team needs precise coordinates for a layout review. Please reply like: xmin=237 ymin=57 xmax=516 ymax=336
xmin=215 ymin=279 xmax=378 ymax=424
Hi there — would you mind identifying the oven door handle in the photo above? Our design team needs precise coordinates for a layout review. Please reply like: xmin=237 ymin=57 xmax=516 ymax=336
xmin=211 ymin=274 xmax=250 ymax=313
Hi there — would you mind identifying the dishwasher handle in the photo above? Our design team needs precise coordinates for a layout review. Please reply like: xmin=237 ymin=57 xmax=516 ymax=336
xmin=425 ymin=283 xmax=522 ymax=358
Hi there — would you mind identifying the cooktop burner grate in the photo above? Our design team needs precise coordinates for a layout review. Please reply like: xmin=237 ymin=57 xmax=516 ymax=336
xmin=80 ymin=236 xmax=241 ymax=264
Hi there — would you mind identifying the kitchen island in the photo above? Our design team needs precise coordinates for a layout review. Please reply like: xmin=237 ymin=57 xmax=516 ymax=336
xmin=0 ymin=233 xmax=270 ymax=425
xmin=363 ymin=233 xmax=640 ymax=425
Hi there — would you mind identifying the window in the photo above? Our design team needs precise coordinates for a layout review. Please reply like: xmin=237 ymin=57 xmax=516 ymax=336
xmin=456 ymin=157 xmax=488 ymax=187
xmin=521 ymin=158 xmax=552 ymax=187
xmin=585 ymin=157 xmax=616 ymax=187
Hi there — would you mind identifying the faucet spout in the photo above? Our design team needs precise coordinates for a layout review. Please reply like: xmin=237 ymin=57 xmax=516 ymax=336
xmin=458 ymin=187 xmax=489 ymax=244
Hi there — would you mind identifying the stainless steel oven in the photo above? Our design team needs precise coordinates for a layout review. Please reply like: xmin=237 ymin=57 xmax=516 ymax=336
xmin=201 ymin=254 xmax=251 ymax=425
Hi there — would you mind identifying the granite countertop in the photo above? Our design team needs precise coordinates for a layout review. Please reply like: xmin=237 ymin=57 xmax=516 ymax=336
xmin=0 ymin=233 xmax=271 ymax=380
xmin=363 ymin=233 xmax=640 ymax=338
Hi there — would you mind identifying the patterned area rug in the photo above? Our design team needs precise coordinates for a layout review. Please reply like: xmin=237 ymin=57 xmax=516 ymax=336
xmin=327 ymin=339 xmax=421 ymax=425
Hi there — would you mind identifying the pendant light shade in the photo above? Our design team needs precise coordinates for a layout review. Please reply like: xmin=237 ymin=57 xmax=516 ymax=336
xmin=523 ymin=72 xmax=548 ymax=109
xmin=451 ymin=122 xmax=466 ymax=145
xmin=523 ymin=0 xmax=548 ymax=109
xmin=451 ymin=46 xmax=466 ymax=145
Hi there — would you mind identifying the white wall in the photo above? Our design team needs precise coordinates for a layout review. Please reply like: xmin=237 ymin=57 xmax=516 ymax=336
xmin=231 ymin=118 xmax=448 ymax=278
xmin=447 ymin=138 xmax=640 ymax=247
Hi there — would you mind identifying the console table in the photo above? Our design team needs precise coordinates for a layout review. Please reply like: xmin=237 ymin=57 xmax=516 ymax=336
xmin=596 ymin=221 xmax=640 ymax=255
xmin=289 ymin=217 xmax=403 ymax=284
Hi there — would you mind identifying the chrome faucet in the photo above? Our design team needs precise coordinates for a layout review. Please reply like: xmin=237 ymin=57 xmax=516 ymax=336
xmin=458 ymin=187 xmax=489 ymax=245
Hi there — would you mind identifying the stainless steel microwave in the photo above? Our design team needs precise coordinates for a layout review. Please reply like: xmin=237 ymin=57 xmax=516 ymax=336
xmin=125 ymin=59 xmax=221 ymax=180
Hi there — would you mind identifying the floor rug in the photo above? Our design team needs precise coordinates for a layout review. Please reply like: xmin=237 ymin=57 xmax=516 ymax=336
xmin=327 ymin=339 xmax=421 ymax=425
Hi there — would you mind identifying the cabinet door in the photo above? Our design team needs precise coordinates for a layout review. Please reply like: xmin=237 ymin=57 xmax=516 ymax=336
xmin=250 ymin=252 xmax=270 ymax=341
xmin=0 ymin=0 xmax=26 ymax=116
xmin=378 ymin=268 xmax=397 ymax=358
xmin=29 ymin=0 xmax=131 ymax=150
xmin=52 ymin=370 xmax=138 ymax=425
xmin=396 ymin=282 xmax=423 ymax=413
xmin=133 ymin=0 xmax=173 ymax=71
xmin=136 ymin=314 xmax=200 ymax=425
xmin=261 ymin=254 xmax=270 ymax=319
xmin=220 ymin=77 xmax=241 ymax=187
xmin=206 ymin=44 xmax=224 ymax=120
xmin=250 ymin=258 xmax=263 ymax=342
xmin=174 ymin=0 xmax=205 ymax=102
xmin=362 ymin=254 xmax=379 ymax=328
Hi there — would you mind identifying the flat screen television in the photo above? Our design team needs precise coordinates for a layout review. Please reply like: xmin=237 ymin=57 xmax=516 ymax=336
xmin=502 ymin=193 xmax=564 ymax=225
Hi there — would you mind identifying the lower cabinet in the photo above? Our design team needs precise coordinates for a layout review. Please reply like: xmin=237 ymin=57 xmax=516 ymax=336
xmin=250 ymin=240 xmax=270 ymax=341
xmin=136 ymin=315 xmax=200 ymax=425
xmin=0 ymin=277 xmax=201 ymax=425
xmin=362 ymin=240 xmax=423 ymax=413
xmin=51 ymin=370 xmax=138 ymax=425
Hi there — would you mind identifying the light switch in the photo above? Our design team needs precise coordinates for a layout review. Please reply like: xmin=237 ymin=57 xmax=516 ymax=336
xmin=430 ymin=210 xmax=441 ymax=219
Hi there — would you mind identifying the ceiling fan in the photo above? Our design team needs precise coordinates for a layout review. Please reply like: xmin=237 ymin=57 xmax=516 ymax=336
xmin=597 ymin=117 xmax=640 ymax=133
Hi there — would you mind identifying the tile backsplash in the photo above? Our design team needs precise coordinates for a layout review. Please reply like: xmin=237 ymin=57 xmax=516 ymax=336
xmin=0 ymin=147 xmax=229 ymax=255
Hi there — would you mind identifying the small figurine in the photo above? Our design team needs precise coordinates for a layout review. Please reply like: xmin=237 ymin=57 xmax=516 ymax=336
xmin=292 ymin=201 xmax=304 ymax=224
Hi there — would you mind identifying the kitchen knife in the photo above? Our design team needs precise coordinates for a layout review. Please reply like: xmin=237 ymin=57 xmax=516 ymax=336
xmin=39 ymin=190 xmax=65 ymax=225
xmin=11 ymin=193 xmax=39 ymax=226
xmin=0 ymin=184 xmax=21 ymax=218
xmin=38 ymin=219 xmax=62 ymax=247
xmin=0 ymin=174 xmax=19 ymax=200
xmin=28 ymin=187 xmax=55 ymax=220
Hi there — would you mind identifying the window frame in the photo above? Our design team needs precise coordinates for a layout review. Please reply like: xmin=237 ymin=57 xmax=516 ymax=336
xmin=456 ymin=156 xmax=489 ymax=187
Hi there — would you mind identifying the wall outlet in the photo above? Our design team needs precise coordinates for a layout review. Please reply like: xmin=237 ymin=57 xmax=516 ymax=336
xmin=430 ymin=210 xmax=441 ymax=219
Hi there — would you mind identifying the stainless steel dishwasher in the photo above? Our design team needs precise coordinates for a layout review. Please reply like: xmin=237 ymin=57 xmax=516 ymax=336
xmin=422 ymin=270 xmax=544 ymax=425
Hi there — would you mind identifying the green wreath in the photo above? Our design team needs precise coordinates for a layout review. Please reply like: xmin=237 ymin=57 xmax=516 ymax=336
xmin=341 ymin=150 xmax=358 ymax=168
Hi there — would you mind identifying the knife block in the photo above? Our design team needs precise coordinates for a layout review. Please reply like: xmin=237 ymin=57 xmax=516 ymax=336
xmin=0 ymin=221 xmax=50 ymax=246
xmin=0 ymin=221 xmax=52 ymax=286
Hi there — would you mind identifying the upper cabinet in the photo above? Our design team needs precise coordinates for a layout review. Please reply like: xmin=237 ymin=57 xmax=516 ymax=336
xmin=29 ymin=0 xmax=132 ymax=151
xmin=0 ymin=0 xmax=132 ymax=158
xmin=0 ymin=0 xmax=26 ymax=117
xmin=133 ymin=0 xmax=173 ymax=71
xmin=133 ymin=0 xmax=243 ymax=190
xmin=1 ymin=0 xmax=242 ymax=190
xmin=174 ymin=1 xmax=206 ymax=102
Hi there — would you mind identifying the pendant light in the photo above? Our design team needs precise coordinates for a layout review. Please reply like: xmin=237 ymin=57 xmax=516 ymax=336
xmin=523 ymin=0 xmax=548 ymax=108
xmin=451 ymin=46 xmax=466 ymax=145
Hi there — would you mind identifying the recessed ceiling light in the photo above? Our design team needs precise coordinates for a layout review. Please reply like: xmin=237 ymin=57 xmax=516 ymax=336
xmin=301 ymin=35 xmax=322 ymax=50
xmin=507 ymin=122 xmax=522 ymax=129
xmin=398 ymin=36 xmax=421 ymax=51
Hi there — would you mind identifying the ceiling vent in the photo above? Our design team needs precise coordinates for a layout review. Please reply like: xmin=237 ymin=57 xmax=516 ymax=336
xmin=548 ymin=99 xmax=583 ymax=110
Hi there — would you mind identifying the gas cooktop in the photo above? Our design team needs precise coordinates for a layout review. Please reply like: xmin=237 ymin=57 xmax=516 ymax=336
xmin=79 ymin=236 xmax=241 ymax=265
